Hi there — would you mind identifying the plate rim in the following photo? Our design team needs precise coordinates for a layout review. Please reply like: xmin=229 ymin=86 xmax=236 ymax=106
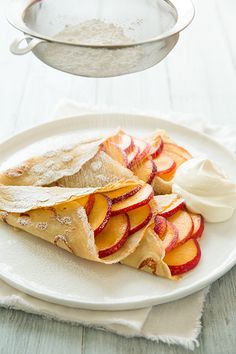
xmin=0 ymin=112 xmax=235 ymax=310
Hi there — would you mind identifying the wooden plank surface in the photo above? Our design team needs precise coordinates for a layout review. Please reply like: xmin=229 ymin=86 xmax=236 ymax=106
xmin=0 ymin=0 xmax=236 ymax=353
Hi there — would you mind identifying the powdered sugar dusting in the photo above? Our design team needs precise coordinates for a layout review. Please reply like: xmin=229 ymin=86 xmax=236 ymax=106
xmin=96 ymin=174 xmax=110 ymax=182
xmin=56 ymin=215 xmax=72 ymax=225
xmin=17 ymin=216 xmax=30 ymax=226
xmin=42 ymin=19 xmax=143 ymax=77
xmin=90 ymin=160 xmax=102 ymax=172
xmin=5 ymin=167 xmax=26 ymax=178
xmin=31 ymin=164 xmax=45 ymax=174
xmin=62 ymin=154 xmax=73 ymax=163
xmin=59 ymin=20 xmax=134 ymax=45
xmin=62 ymin=144 xmax=77 ymax=152
xmin=0 ymin=211 xmax=8 ymax=220
xmin=36 ymin=222 xmax=48 ymax=230
xmin=44 ymin=151 xmax=57 ymax=158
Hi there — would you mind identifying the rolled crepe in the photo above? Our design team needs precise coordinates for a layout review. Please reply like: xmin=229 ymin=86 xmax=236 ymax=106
xmin=0 ymin=183 xmax=172 ymax=279
xmin=0 ymin=132 xmax=171 ymax=194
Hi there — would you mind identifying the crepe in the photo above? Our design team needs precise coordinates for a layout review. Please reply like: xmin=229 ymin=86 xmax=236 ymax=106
xmin=0 ymin=183 xmax=172 ymax=279
xmin=0 ymin=131 xmax=172 ymax=194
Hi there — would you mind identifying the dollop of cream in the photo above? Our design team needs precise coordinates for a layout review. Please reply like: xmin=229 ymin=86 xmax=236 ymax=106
xmin=172 ymin=157 xmax=236 ymax=222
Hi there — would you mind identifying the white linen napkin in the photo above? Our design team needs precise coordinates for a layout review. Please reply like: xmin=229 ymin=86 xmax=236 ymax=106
xmin=0 ymin=99 xmax=235 ymax=350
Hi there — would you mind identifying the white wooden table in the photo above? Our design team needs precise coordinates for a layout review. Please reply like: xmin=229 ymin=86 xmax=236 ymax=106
xmin=0 ymin=1 xmax=235 ymax=353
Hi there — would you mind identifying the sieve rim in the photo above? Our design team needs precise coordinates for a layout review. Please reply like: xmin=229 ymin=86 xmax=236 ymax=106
xmin=6 ymin=0 xmax=195 ymax=49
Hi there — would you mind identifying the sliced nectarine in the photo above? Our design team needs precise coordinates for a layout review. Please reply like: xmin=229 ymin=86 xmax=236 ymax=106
xmin=88 ymin=194 xmax=112 ymax=236
xmin=113 ymin=133 xmax=134 ymax=153
xmin=128 ymin=204 xmax=152 ymax=235
xmin=190 ymin=213 xmax=204 ymax=239
xmin=127 ymin=145 xmax=140 ymax=168
xmin=96 ymin=214 xmax=130 ymax=258
xmin=149 ymin=136 xmax=164 ymax=159
xmin=167 ymin=210 xmax=194 ymax=246
xmin=85 ymin=195 xmax=95 ymax=216
xmin=153 ymin=153 xmax=176 ymax=176
xmin=163 ymin=143 xmax=192 ymax=160
xmin=77 ymin=195 xmax=94 ymax=216
xmin=102 ymin=141 xmax=127 ymax=166
xmin=155 ymin=194 xmax=178 ymax=214
xmin=164 ymin=238 xmax=201 ymax=275
xmin=111 ymin=184 xmax=154 ymax=215
xmin=154 ymin=215 xmax=167 ymax=239
xmin=133 ymin=138 xmax=150 ymax=163
xmin=158 ymin=197 xmax=185 ymax=217
xmin=78 ymin=195 xmax=89 ymax=208
xmin=161 ymin=221 xmax=178 ymax=253
xmin=105 ymin=185 xmax=142 ymax=203
xmin=159 ymin=169 xmax=176 ymax=182
xmin=164 ymin=150 xmax=187 ymax=168
xmin=131 ymin=159 xmax=157 ymax=184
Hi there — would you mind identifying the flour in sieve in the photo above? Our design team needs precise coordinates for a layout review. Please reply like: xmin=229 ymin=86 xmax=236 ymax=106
xmin=42 ymin=19 xmax=144 ymax=77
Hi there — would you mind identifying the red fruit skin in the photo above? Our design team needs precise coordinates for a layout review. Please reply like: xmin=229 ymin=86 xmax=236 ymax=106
xmin=159 ymin=200 xmax=185 ymax=218
xmin=123 ymin=135 xmax=134 ymax=154
xmin=191 ymin=214 xmax=205 ymax=239
xmin=84 ymin=194 xmax=95 ymax=216
xmin=111 ymin=190 xmax=154 ymax=216
xmin=164 ymin=223 xmax=179 ymax=253
xmin=93 ymin=196 xmax=112 ymax=237
xmin=154 ymin=215 xmax=167 ymax=239
xmin=112 ymin=185 xmax=142 ymax=204
xmin=98 ymin=215 xmax=130 ymax=258
xmin=168 ymin=239 xmax=201 ymax=276
xmin=154 ymin=153 xmax=176 ymax=176
xmin=150 ymin=137 xmax=164 ymax=159
xmin=169 ymin=211 xmax=194 ymax=247
xmin=127 ymin=146 xmax=140 ymax=168
xmin=154 ymin=218 xmax=179 ymax=253
xmin=146 ymin=160 xmax=157 ymax=184
xmin=133 ymin=139 xmax=150 ymax=165
xmin=129 ymin=209 xmax=153 ymax=236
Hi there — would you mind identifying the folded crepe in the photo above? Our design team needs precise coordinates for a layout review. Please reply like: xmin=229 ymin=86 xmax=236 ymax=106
xmin=0 ymin=131 xmax=172 ymax=194
xmin=0 ymin=182 xmax=173 ymax=279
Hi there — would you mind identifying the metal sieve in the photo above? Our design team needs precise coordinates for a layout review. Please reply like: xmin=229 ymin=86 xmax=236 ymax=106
xmin=7 ymin=0 xmax=195 ymax=78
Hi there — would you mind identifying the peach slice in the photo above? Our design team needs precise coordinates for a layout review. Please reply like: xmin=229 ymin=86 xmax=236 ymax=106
xmin=88 ymin=194 xmax=112 ymax=236
xmin=133 ymin=138 xmax=150 ymax=163
xmin=84 ymin=195 xmax=95 ymax=216
xmin=161 ymin=221 xmax=179 ymax=253
xmin=153 ymin=153 xmax=176 ymax=176
xmin=154 ymin=215 xmax=167 ymax=239
xmin=131 ymin=159 xmax=157 ymax=184
xmin=77 ymin=195 xmax=94 ymax=216
xmin=102 ymin=141 xmax=128 ymax=166
xmin=165 ymin=150 xmax=187 ymax=168
xmin=167 ymin=210 xmax=194 ymax=246
xmin=112 ymin=133 xmax=134 ymax=153
xmin=105 ymin=185 xmax=142 ymax=203
xmin=128 ymin=204 xmax=152 ymax=235
xmin=155 ymin=194 xmax=179 ymax=214
xmin=127 ymin=145 xmax=140 ymax=168
xmin=149 ymin=136 xmax=164 ymax=159
xmin=96 ymin=214 xmax=130 ymax=258
xmin=111 ymin=184 xmax=154 ymax=215
xmin=77 ymin=195 xmax=89 ymax=208
xmin=158 ymin=169 xmax=176 ymax=182
xmin=164 ymin=238 xmax=201 ymax=275
xmin=158 ymin=197 xmax=185 ymax=217
xmin=190 ymin=213 xmax=204 ymax=239
xmin=163 ymin=143 xmax=192 ymax=160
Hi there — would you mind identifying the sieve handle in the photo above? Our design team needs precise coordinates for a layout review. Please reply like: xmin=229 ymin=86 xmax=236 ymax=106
xmin=10 ymin=35 xmax=44 ymax=55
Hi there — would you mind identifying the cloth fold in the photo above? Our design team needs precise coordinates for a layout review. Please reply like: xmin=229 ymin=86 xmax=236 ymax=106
xmin=0 ymin=99 xmax=235 ymax=350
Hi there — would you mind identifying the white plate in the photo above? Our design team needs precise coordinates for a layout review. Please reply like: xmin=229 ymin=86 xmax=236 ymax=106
xmin=0 ymin=113 xmax=235 ymax=310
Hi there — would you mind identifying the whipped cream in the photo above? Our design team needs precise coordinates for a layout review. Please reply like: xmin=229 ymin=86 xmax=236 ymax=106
xmin=172 ymin=157 xmax=236 ymax=222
